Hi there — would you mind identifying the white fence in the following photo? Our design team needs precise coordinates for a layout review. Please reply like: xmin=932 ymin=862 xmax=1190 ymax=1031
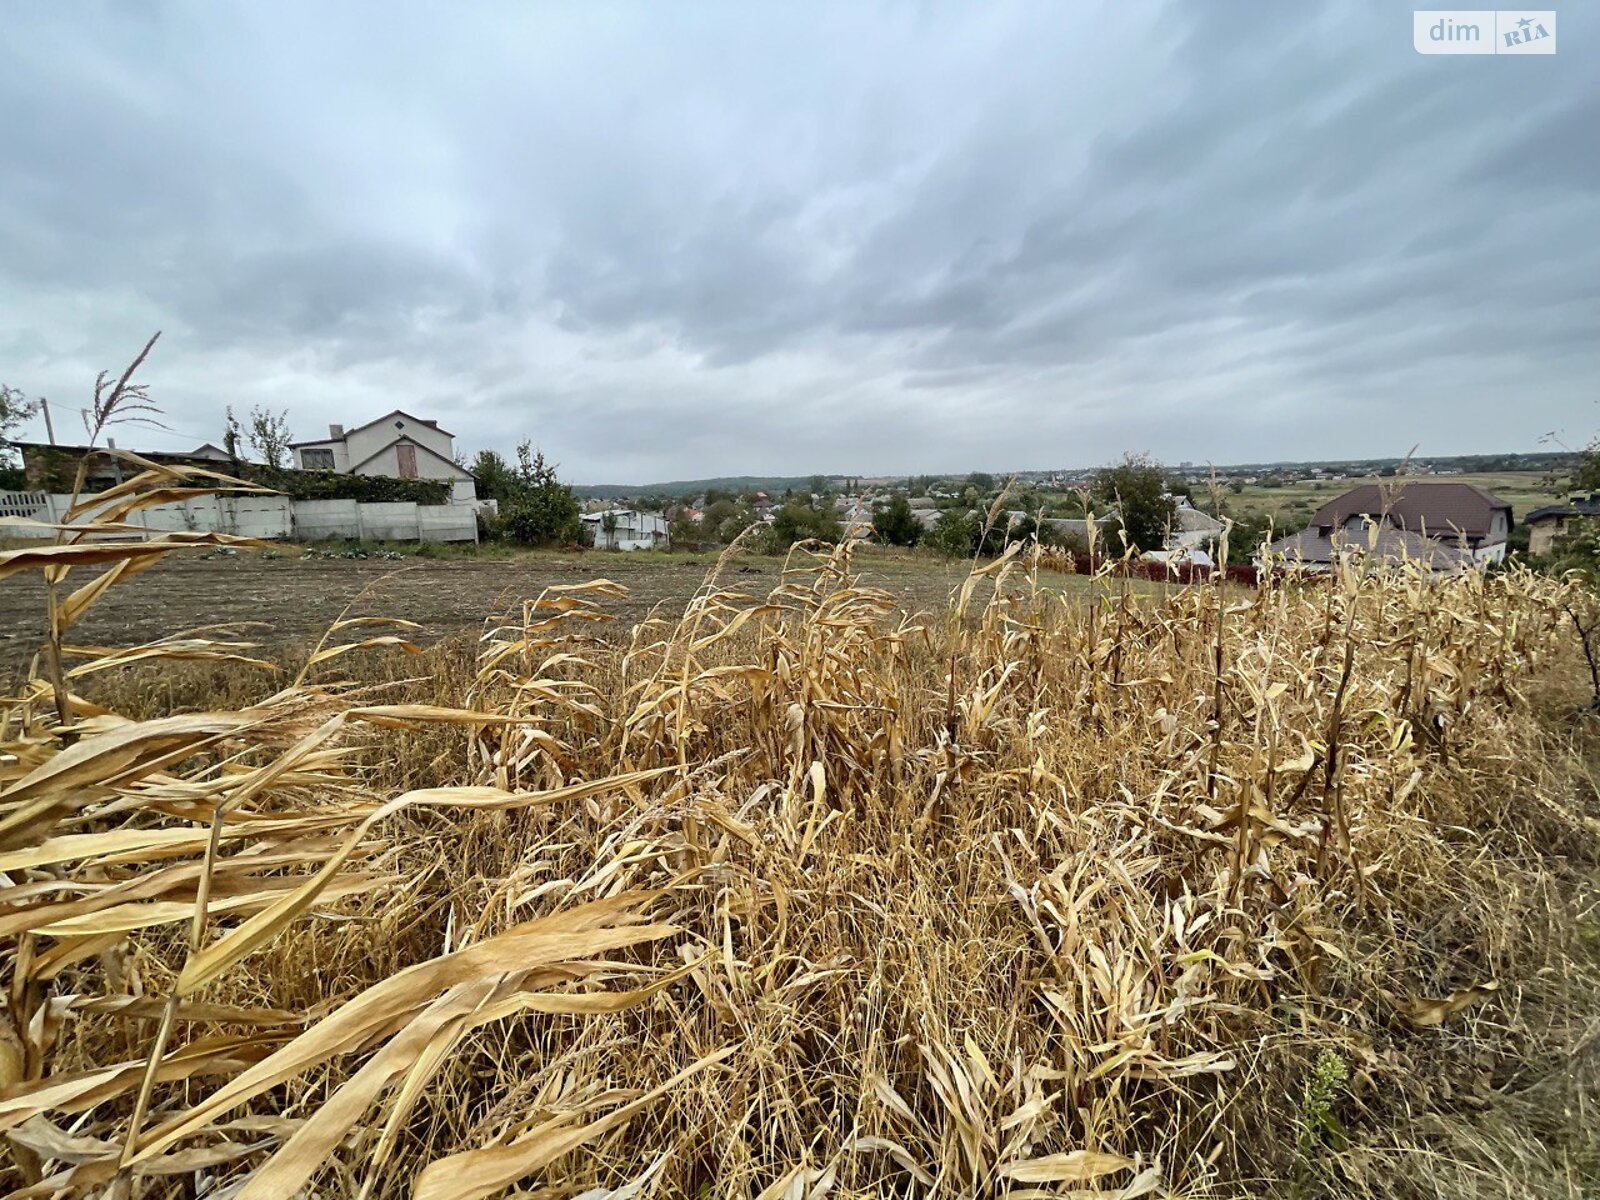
xmin=0 ymin=492 xmax=477 ymax=544
xmin=0 ymin=491 xmax=52 ymax=521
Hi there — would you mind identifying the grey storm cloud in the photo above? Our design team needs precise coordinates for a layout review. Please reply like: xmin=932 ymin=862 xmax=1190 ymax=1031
xmin=0 ymin=0 xmax=1594 ymax=482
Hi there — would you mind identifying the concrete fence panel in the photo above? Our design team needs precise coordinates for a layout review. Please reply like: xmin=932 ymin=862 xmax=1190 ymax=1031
xmin=1 ymin=492 xmax=475 ymax=544
xmin=351 ymin=501 xmax=419 ymax=541
xmin=289 ymin=499 xmax=362 ymax=540
xmin=0 ymin=491 xmax=51 ymax=521
xmin=416 ymin=504 xmax=478 ymax=543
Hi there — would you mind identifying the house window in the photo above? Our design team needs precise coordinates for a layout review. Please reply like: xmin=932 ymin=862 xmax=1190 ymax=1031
xmin=301 ymin=448 xmax=335 ymax=470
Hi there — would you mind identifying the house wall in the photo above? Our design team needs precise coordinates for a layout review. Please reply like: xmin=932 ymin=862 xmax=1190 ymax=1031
xmin=584 ymin=512 xmax=668 ymax=551
xmin=293 ymin=440 xmax=352 ymax=472
xmin=1529 ymin=516 xmax=1564 ymax=556
xmin=345 ymin=415 xmax=452 ymax=471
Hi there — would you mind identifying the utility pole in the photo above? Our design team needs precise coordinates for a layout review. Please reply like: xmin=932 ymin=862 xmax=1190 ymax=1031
xmin=40 ymin=398 xmax=56 ymax=445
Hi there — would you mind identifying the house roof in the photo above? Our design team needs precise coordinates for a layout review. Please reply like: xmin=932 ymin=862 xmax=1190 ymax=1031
xmin=1263 ymin=524 xmax=1473 ymax=571
xmin=581 ymin=509 xmax=666 ymax=526
xmin=289 ymin=409 xmax=454 ymax=448
xmin=1525 ymin=494 xmax=1600 ymax=523
xmin=1174 ymin=504 xmax=1226 ymax=534
xmin=10 ymin=441 xmax=242 ymax=467
xmin=1311 ymin=482 xmax=1510 ymax=539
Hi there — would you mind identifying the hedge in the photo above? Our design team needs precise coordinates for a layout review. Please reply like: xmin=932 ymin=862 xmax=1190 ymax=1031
xmin=250 ymin=468 xmax=452 ymax=505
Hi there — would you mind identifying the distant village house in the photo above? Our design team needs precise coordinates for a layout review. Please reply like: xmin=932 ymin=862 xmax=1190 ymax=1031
xmin=581 ymin=508 xmax=669 ymax=551
xmin=1526 ymin=494 xmax=1600 ymax=556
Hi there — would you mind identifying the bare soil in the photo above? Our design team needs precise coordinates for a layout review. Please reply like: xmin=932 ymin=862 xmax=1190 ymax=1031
xmin=0 ymin=547 xmax=1034 ymax=679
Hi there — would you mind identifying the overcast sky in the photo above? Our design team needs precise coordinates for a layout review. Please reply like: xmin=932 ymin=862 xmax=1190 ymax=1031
xmin=1 ymin=2 xmax=1594 ymax=483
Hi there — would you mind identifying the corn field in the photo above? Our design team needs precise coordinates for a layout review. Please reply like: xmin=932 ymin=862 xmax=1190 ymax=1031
xmin=2 ymin=457 xmax=1598 ymax=1198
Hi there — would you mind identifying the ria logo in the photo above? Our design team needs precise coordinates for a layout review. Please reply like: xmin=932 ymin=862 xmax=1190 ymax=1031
xmin=1501 ymin=12 xmax=1553 ymax=46
xmin=1413 ymin=10 xmax=1556 ymax=54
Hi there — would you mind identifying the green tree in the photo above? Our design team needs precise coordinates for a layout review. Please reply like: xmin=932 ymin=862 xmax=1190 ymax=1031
xmin=1092 ymin=455 xmax=1176 ymax=554
xmin=926 ymin=509 xmax=978 ymax=559
xmin=1226 ymin=511 xmax=1276 ymax=557
xmin=247 ymin=406 xmax=294 ymax=470
xmin=469 ymin=449 xmax=520 ymax=502
xmin=493 ymin=442 xmax=582 ymax=545
xmin=668 ymin=510 xmax=701 ymax=546
xmin=773 ymin=499 xmax=843 ymax=547
xmin=1572 ymin=434 xmax=1600 ymax=494
xmin=967 ymin=471 xmax=995 ymax=494
xmin=871 ymin=494 xmax=922 ymax=547
xmin=0 ymin=384 xmax=42 ymax=467
xmin=0 ymin=384 xmax=37 ymax=486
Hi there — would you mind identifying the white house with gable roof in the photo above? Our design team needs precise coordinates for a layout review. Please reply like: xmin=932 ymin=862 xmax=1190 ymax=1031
xmin=290 ymin=410 xmax=476 ymax=504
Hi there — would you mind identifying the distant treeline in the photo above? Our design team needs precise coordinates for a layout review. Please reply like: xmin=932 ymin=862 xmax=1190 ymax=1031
xmin=574 ymin=475 xmax=826 ymax=499
xmin=572 ymin=453 xmax=1574 ymax=500
xmin=1177 ymin=451 xmax=1575 ymax=476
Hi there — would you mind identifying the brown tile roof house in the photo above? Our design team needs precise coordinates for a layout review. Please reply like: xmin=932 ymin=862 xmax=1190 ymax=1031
xmin=1263 ymin=481 xmax=1513 ymax=574
xmin=1262 ymin=524 xmax=1475 ymax=575
xmin=1309 ymin=482 xmax=1511 ymax=549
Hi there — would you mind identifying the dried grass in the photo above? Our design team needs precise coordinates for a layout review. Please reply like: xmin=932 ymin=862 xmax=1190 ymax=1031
xmin=2 ymin=472 xmax=1599 ymax=1198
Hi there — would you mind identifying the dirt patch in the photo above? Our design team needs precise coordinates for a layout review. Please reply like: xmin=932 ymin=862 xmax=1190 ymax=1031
xmin=0 ymin=548 xmax=1001 ymax=679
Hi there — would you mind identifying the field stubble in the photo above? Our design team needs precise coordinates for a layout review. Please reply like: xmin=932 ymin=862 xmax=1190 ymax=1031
xmin=2 ymin=505 xmax=1599 ymax=1197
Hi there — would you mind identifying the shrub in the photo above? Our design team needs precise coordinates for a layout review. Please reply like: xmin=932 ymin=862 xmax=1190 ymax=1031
xmin=496 ymin=492 xmax=582 ymax=546
xmin=469 ymin=443 xmax=582 ymax=546
xmin=253 ymin=467 xmax=452 ymax=505
xmin=772 ymin=499 xmax=843 ymax=547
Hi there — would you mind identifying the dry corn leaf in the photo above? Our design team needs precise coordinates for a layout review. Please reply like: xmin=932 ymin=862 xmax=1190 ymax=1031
xmin=997 ymin=1149 xmax=1135 ymax=1182
xmin=411 ymin=1045 xmax=738 ymax=1200
xmin=133 ymin=896 xmax=677 ymax=1162
xmin=178 ymin=773 xmax=674 ymax=995
xmin=1402 ymin=981 xmax=1501 ymax=1026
